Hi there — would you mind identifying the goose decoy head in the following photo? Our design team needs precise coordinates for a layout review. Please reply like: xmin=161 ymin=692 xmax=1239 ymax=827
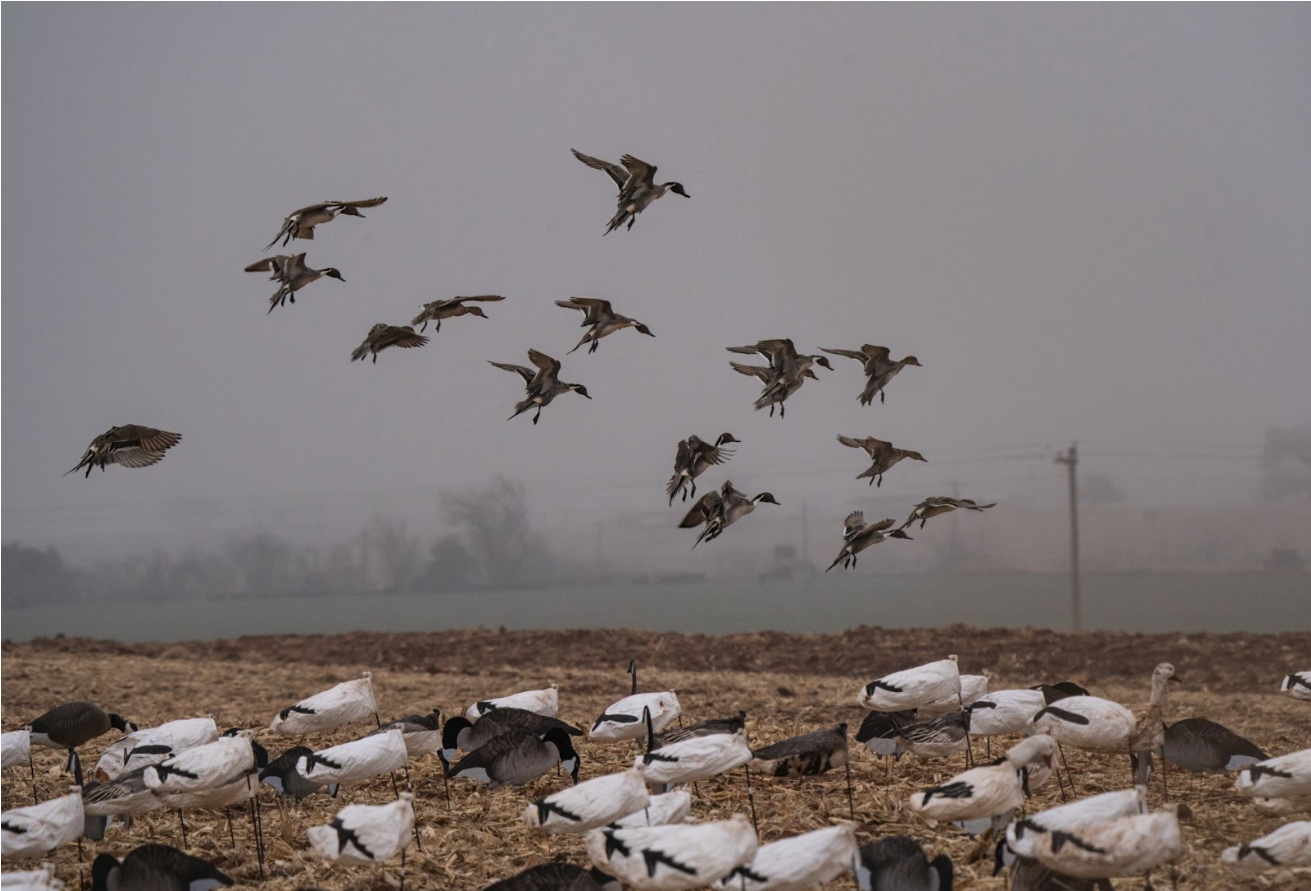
xmin=571 ymin=384 xmax=592 ymax=399
xmin=634 ymin=323 xmax=655 ymax=337
xmin=110 ymin=714 xmax=138 ymax=734
xmin=441 ymin=716 xmax=474 ymax=761
xmin=251 ymin=740 xmax=270 ymax=769
xmin=323 ymin=268 xmax=346 ymax=282
xmin=91 ymin=854 xmax=120 ymax=891
xmin=667 ymin=182 xmax=690 ymax=198
xmin=543 ymin=728 xmax=581 ymax=784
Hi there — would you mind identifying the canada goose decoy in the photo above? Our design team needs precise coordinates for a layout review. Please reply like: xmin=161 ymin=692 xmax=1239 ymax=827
xmin=411 ymin=295 xmax=505 ymax=333
xmin=466 ymin=684 xmax=560 ymax=720
xmin=441 ymin=708 xmax=583 ymax=765
xmin=373 ymin=709 xmax=443 ymax=757
xmin=350 ymin=323 xmax=430 ymax=364
xmin=484 ymin=862 xmax=621 ymax=891
xmin=490 ymin=349 xmax=591 ymax=424
xmin=269 ymin=672 xmax=377 ymax=735
xmin=909 ymin=735 xmax=1057 ymax=838
xmin=836 ymin=435 xmax=927 ymax=487
xmin=571 ymin=149 xmax=690 ymax=235
xmin=260 ymin=746 xmax=330 ymax=800
xmin=449 ymin=727 xmax=580 ymax=788
xmin=714 ymin=823 xmax=859 ymax=891
xmin=308 ymin=792 xmax=414 ymax=864
xmin=902 ymin=496 xmax=997 ymax=531
xmin=826 ymin=512 xmax=911 ymax=571
xmin=584 ymin=814 xmax=758 ymax=891
xmin=858 ymin=655 xmax=960 ymax=712
xmin=91 ymin=843 xmax=232 ymax=891
xmin=554 ymin=297 xmax=655 ymax=354
xmin=679 ymin=480 xmax=780 ymax=548
xmin=666 ymin=433 xmax=739 ymax=505
xmin=28 ymin=702 xmax=137 ymax=783
xmin=1234 ymin=746 xmax=1311 ymax=799
xmin=65 ymin=427 xmax=182 ymax=478
xmin=1029 ymin=806 xmax=1182 ymax=884
xmin=855 ymin=836 xmax=954 ymax=891
xmin=1 ymin=788 xmax=84 ymax=860
xmin=523 ymin=760 xmax=649 ymax=834
xmin=1129 ymin=663 xmax=1179 ymax=787
xmin=263 ymin=196 xmax=388 ymax=250
xmin=244 ymin=253 xmax=344 ymax=313
xmin=1222 ymin=820 xmax=1311 ymax=872
xmin=1282 ymin=671 xmax=1311 ymax=701
xmin=655 ymin=711 xmax=746 ymax=747
xmin=95 ymin=717 xmax=219 ymax=783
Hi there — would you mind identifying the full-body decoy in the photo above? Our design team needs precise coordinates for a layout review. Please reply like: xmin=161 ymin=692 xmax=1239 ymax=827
xmin=91 ymin=843 xmax=232 ymax=891
xmin=28 ymin=702 xmax=136 ymax=782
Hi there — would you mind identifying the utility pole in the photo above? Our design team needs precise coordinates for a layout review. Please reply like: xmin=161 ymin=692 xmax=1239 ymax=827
xmin=1054 ymin=443 xmax=1081 ymax=631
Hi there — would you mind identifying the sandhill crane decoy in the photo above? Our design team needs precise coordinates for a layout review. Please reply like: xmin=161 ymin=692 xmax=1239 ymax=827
xmin=679 ymin=480 xmax=780 ymax=548
xmin=1282 ymin=671 xmax=1311 ymax=701
xmin=449 ymin=727 xmax=580 ymax=788
xmin=855 ymin=836 xmax=954 ymax=891
xmin=260 ymin=746 xmax=329 ymax=800
xmin=1032 ymin=682 xmax=1091 ymax=704
xmin=244 ymin=253 xmax=345 ymax=313
xmin=856 ymin=710 xmax=915 ymax=761
xmin=836 ymin=435 xmax=927 ymax=487
xmin=1 ymin=788 xmax=84 ymax=860
xmin=909 ymin=735 xmax=1057 ymax=839
xmin=308 ymin=792 xmax=414 ymax=864
xmin=826 ymin=512 xmax=911 ymax=571
xmin=1234 ymin=746 xmax=1311 ymax=799
xmin=466 ymin=684 xmax=560 ymax=720
xmin=585 ymin=813 xmax=758 ymax=891
xmin=524 ymin=760 xmax=649 ymax=834
xmin=1129 ymin=663 xmax=1179 ymax=787
xmin=269 ymin=673 xmax=377 ymax=735
xmin=91 ymin=843 xmax=232 ymax=891
xmin=484 ymin=862 xmax=621 ymax=891
xmin=611 ymin=790 xmax=693 ymax=828
xmin=572 ymin=149 xmax=690 ymax=235
xmin=95 ymin=717 xmax=218 ymax=783
xmin=898 ymin=712 xmax=973 ymax=763
xmin=441 ymin=709 xmax=583 ymax=765
xmin=858 ymin=655 xmax=960 ymax=711
xmin=666 ymin=433 xmax=739 ymax=505
xmin=373 ymin=709 xmax=443 ymax=757
xmin=902 ymin=497 xmax=997 ymax=531
xmin=714 ymin=823 xmax=859 ymax=891
xmin=654 ymin=711 xmax=746 ymax=747
xmin=82 ymin=766 xmax=161 ymax=840
xmin=554 ymin=297 xmax=655 ymax=354
xmin=296 ymin=728 xmax=409 ymax=791
xmin=350 ymin=323 xmax=429 ymax=364
xmin=263 ymin=196 xmax=388 ymax=250
xmin=750 ymin=724 xmax=853 ymax=819
xmin=65 ymin=427 xmax=182 ymax=479
xmin=1029 ymin=805 xmax=1182 ymax=885
xmin=28 ymin=702 xmax=137 ymax=784
xmin=411 ymin=295 xmax=505 ymax=333
xmin=1221 ymin=820 xmax=1311 ymax=872
xmin=591 ymin=661 xmax=681 ymax=743
xmin=490 ymin=349 xmax=591 ymax=424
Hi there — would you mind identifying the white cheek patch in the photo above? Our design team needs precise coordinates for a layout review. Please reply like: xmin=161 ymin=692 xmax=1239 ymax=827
xmin=458 ymin=767 xmax=491 ymax=785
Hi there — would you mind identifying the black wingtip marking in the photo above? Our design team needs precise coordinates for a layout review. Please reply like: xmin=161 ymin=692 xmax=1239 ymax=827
xmin=1034 ymin=705 xmax=1091 ymax=725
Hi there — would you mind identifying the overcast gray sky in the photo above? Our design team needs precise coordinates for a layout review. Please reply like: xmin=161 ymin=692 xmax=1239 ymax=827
xmin=4 ymin=5 xmax=1309 ymax=561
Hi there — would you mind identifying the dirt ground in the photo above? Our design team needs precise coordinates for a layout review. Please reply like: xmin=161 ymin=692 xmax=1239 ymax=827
xmin=2 ymin=626 xmax=1309 ymax=890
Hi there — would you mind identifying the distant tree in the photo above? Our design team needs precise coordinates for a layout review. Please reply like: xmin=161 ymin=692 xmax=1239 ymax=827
xmin=362 ymin=514 xmax=422 ymax=593
xmin=1258 ymin=425 xmax=1311 ymax=500
xmin=440 ymin=476 xmax=554 ymax=587
xmin=2 ymin=542 xmax=79 ymax=607
xmin=420 ymin=534 xmax=477 ymax=591
xmin=1079 ymin=472 xmax=1126 ymax=505
xmin=225 ymin=533 xmax=304 ymax=598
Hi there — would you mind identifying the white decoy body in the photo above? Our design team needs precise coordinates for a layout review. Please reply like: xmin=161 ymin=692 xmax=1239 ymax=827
xmin=467 ymin=684 xmax=560 ymax=720
xmin=586 ymin=813 xmax=758 ymax=891
xmin=1 ymin=789 xmax=84 ymax=859
xmin=592 ymin=693 xmax=681 ymax=742
xmin=1222 ymin=820 xmax=1311 ymax=872
xmin=270 ymin=672 xmax=377 ymax=735
xmin=967 ymin=689 xmax=1048 ymax=738
xmin=1234 ymin=747 xmax=1311 ymax=799
xmin=2 ymin=728 xmax=31 ymax=769
xmin=1005 ymin=787 xmax=1147 ymax=861
xmin=611 ymin=790 xmax=694 ymax=829
xmin=1030 ymin=806 xmax=1182 ymax=880
xmin=0 ymin=863 xmax=64 ymax=891
xmin=643 ymin=730 xmax=753 ymax=790
xmin=524 ymin=761 xmax=649 ymax=834
xmin=1031 ymin=695 xmax=1136 ymax=754
xmin=919 ymin=674 xmax=989 ymax=718
xmin=142 ymin=734 xmax=256 ymax=794
xmin=1282 ymin=671 xmax=1311 ymax=701
xmin=909 ymin=736 xmax=1057 ymax=832
xmin=309 ymin=792 xmax=414 ymax=864
xmin=1252 ymin=795 xmax=1311 ymax=817
xmin=296 ymin=728 xmax=408 ymax=789
xmin=373 ymin=709 xmax=442 ymax=757
xmin=855 ymin=836 xmax=954 ymax=891
xmin=450 ymin=728 xmax=580 ymax=788
xmin=151 ymin=771 xmax=259 ymax=812
xmin=94 ymin=717 xmax=219 ymax=782
xmin=713 ymin=823 xmax=858 ymax=891
xmin=858 ymin=656 xmax=960 ymax=711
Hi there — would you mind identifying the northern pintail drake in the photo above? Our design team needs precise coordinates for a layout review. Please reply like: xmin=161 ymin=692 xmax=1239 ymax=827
xmin=411 ymin=295 xmax=505 ymax=333
xmin=263 ymin=196 xmax=388 ymax=250
xmin=902 ymin=496 xmax=996 ymax=531
xmin=350 ymin=323 xmax=429 ymax=364
xmin=244 ymin=253 xmax=344 ymax=313
xmin=820 ymin=345 xmax=921 ymax=406
xmin=826 ymin=512 xmax=911 ymax=572
xmin=91 ymin=843 xmax=232 ymax=891
xmin=727 ymin=339 xmax=831 ymax=418
xmin=449 ymin=727 xmax=580 ymax=788
xmin=836 ymin=435 xmax=927 ymax=487
xmin=666 ymin=433 xmax=738 ymax=505
xmin=490 ymin=349 xmax=591 ymax=424
xmin=554 ymin=297 xmax=655 ymax=354
xmin=679 ymin=480 xmax=780 ymax=548
xmin=572 ymin=149 xmax=690 ymax=235
xmin=65 ymin=426 xmax=182 ymax=478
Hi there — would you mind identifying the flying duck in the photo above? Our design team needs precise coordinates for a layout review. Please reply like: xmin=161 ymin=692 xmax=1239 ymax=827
xmin=679 ymin=480 xmax=780 ymax=548
xmin=263 ymin=196 xmax=388 ymax=250
xmin=244 ymin=253 xmax=344 ymax=313
xmin=350 ymin=323 xmax=429 ymax=364
xmin=555 ymin=297 xmax=655 ymax=354
xmin=836 ymin=435 xmax=927 ymax=487
xmin=820 ymin=345 xmax=921 ymax=406
xmin=901 ymin=496 xmax=997 ymax=531
xmin=411 ymin=295 xmax=505 ymax=333
xmin=490 ymin=349 xmax=591 ymax=424
xmin=65 ymin=427 xmax=182 ymax=478
xmin=666 ymin=433 xmax=738 ymax=505
xmin=572 ymin=150 xmax=690 ymax=235
xmin=826 ymin=512 xmax=911 ymax=571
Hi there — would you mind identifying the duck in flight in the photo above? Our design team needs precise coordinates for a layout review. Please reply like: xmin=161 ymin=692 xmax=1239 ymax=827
xmin=263 ymin=197 xmax=388 ymax=250
xmin=572 ymin=150 xmax=689 ymax=234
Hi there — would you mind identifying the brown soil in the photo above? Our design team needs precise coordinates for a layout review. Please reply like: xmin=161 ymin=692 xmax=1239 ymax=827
xmin=3 ymin=627 xmax=1309 ymax=890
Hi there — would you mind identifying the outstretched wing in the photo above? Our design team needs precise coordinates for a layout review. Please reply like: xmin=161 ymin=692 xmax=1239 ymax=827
xmin=619 ymin=155 xmax=657 ymax=187
xmin=330 ymin=196 xmax=388 ymax=210
xmin=679 ymin=491 xmax=721 ymax=528
xmin=488 ymin=361 xmax=536 ymax=386
xmin=571 ymin=150 xmax=628 ymax=189
xmin=386 ymin=326 xmax=428 ymax=349
xmin=819 ymin=347 xmax=868 ymax=362
xmin=527 ymin=349 xmax=561 ymax=377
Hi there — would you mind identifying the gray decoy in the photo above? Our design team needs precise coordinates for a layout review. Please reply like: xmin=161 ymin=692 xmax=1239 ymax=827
xmin=91 ymin=843 xmax=232 ymax=891
xmin=856 ymin=836 xmax=954 ymax=891
xmin=349 ymin=323 xmax=429 ymax=364
xmin=484 ymin=862 xmax=620 ymax=891
xmin=440 ymin=709 xmax=582 ymax=766
xmin=411 ymin=295 xmax=505 ymax=333
xmin=572 ymin=150 xmax=689 ymax=234
xmin=263 ymin=197 xmax=388 ymax=250
xmin=836 ymin=435 xmax=927 ymax=487
xmin=655 ymin=711 xmax=746 ymax=748
xmin=666 ymin=433 xmax=738 ymax=505
xmin=244 ymin=253 xmax=344 ymax=313
xmin=65 ymin=427 xmax=182 ymax=478
xmin=751 ymin=724 xmax=854 ymax=819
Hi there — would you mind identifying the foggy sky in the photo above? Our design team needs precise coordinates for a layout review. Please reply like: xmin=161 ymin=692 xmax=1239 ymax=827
xmin=4 ymin=6 xmax=1310 ymax=562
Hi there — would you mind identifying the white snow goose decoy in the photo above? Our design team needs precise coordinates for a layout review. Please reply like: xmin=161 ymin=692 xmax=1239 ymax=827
xmin=1221 ymin=820 xmax=1311 ymax=872
xmin=858 ymin=656 xmax=960 ymax=712
xmin=442 ymin=708 xmax=582 ymax=765
xmin=1031 ymin=691 xmax=1135 ymax=755
xmin=2 ymin=728 xmax=32 ymax=770
xmin=1 ymin=788 xmax=83 ymax=860
xmin=855 ymin=836 xmax=953 ymax=891
xmin=373 ymin=709 xmax=443 ymax=757
xmin=91 ymin=843 xmax=232 ymax=891
xmin=142 ymin=733 xmax=259 ymax=795
xmin=643 ymin=728 xmax=753 ymax=793
xmin=309 ymin=792 xmax=414 ymax=864
xmin=483 ymin=862 xmax=620 ymax=891
xmin=713 ymin=823 xmax=858 ymax=891
xmin=93 ymin=717 xmax=219 ymax=783
xmin=1281 ymin=671 xmax=1311 ymax=701
xmin=919 ymin=674 xmax=989 ymax=718
xmin=449 ymin=728 xmax=580 ymax=788
xmin=466 ymin=684 xmax=560 ymax=720
xmin=1234 ymin=747 xmax=1311 ymax=799
xmin=585 ymin=813 xmax=757 ymax=891
xmin=967 ymin=689 xmax=1047 ymax=740
xmin=1003 ymin=786 xmax=1147 ymax=864
xmin=0 ymin=863 xmax=64 ymax=891
xmin=1251 ymin=795 xmax=1311 ymax=817
xmin=524 ymin=760 xmax=648 ymax=834
xmin=591 ymin=661 xmax=681 ymax=742
xmin=909 ymin=735 xmax=1057 ymax=838
xmin=1029 ymin=805 xmax=1182 ymax=883
xmin=610 ymin=790 xmax=693 ymax=829
xmin=296 ymin=728 xmax=408 ymax=791
xmin=269 ymin=672 xmax=377 ymax=735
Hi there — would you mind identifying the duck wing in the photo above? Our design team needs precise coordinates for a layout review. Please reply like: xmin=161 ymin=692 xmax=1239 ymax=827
xmin=489 ymin=361 xmax=537 ymax=386
xmin=572 ymin=149 xmax=629 ymax=190
xmin=619 ymin=155 xmax=657 ymax=187
xmin=679 ymin=491 xmax=722 ymax=528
